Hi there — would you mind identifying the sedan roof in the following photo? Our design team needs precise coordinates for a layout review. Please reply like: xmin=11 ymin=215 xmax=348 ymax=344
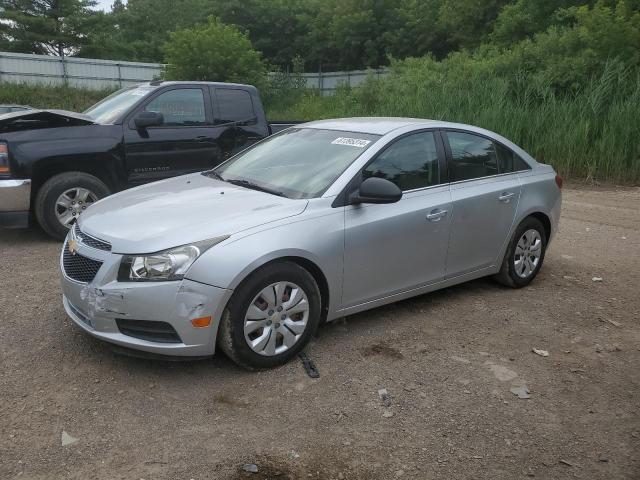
xmin=301 ymin=117 xmax=456 ymax=135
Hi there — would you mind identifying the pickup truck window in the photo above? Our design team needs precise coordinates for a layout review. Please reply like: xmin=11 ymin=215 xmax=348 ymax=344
xmin=212 ymin=128 xmax=381 ymax=199
xmin=215 ymin=89 xmax=255 ymax=124
xmin=144 ymin=89 xmax=206 ymax=127
xmin=84 ymin=85 xmax=157 ymax=124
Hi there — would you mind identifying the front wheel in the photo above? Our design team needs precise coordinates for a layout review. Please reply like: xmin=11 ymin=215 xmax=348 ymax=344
xmin=494 ymin=216 xmax=547 ymax=288
xmin=34 ymin=172 xmax=110 ymax=240
xmin=218 ymin=261 xmax=322 ymax=370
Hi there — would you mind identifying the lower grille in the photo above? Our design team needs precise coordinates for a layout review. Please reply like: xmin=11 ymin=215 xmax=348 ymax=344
xmin=115 ymin=319 xmax=182 ymax=344
xmin=63 ymin=248 xmax=103 ymax=283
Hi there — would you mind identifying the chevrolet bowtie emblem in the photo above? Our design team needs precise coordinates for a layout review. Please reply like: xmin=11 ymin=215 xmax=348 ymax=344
xmin=68 ymin=238 xmax=79 ymax=255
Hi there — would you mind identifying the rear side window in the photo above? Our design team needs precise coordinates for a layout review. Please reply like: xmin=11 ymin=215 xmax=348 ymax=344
xmin=144 ymin=88 xmax=206 ymax=126
xmin=363 ymin=131 xmax=440 ymax=191
xmin=496 ymin=142 xmax=531 ymax=172
xmin=214 ymin=89 xmax=255 ymax=124
xmin=446 ymin=131 xmax=498 ymax=181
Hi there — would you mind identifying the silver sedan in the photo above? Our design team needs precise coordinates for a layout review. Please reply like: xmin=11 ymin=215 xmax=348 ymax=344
xmin=60 ymin=118 xmax=562 ymax=369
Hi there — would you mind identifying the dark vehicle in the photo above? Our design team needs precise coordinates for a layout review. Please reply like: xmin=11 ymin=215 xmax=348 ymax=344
xmin=0 ymin=105 xmax=33 ymax=114
xmin=0 ymin=81 xmax=296 ymax=239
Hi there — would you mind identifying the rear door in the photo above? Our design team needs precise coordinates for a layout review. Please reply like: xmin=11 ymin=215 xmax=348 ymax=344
xmin=442 ymin=130 xmax=522 ymax=277
xmin=211 ymin=87 xmax=269 ymax=161
xmin=342 ymin=130 xmax=452 ymax=308
xmin=123 ymin=86 xmax=220 ymax=185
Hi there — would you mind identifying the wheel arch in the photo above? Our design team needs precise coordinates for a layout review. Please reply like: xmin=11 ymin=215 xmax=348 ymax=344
xmin=224 ymin=254 xmax=331 ymax=323
xmin=30 ymin=156 xmax=121 ymax=204
xmin=523 ymin=211 xmax=552 ymax=243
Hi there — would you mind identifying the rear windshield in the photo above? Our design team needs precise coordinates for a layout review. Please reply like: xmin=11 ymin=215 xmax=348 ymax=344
xmin=212 ymin=128 xmax=381 ymax=199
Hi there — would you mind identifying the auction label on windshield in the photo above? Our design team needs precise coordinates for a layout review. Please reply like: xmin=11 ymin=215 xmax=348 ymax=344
xmin=331 ymin=137 xmax=371 ymax=148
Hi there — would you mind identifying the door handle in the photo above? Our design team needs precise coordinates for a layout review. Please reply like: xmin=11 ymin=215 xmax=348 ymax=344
xmin=426 ymin=209 xmax=448 ymax=221
xmin=195 ymin=135 xmax=210 ymax=143
xmin=498 ymin=192 xmax=515 ymax=203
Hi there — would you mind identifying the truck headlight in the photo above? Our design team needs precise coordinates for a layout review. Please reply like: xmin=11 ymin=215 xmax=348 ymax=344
xmin=118 ymin=236 xmax=229 ymax=282
xmin=0 ymin=143 xmax=10 ymax=174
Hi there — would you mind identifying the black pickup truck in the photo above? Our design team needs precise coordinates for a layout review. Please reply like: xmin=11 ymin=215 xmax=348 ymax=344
xmin=0 ymin=81 xmax=296 ymax=239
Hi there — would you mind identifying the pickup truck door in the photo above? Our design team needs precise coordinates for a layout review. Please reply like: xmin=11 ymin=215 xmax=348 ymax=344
xmin=210 ymin=87 xmax=270 ymax=158
xmin=123 ymin=86 xmax=222 ymax=185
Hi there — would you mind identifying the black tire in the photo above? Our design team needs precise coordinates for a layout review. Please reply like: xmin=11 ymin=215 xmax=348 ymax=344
xmin=34 ymin=172 xmax=110 ymax=240
xmin=494 ymin=216 xmax=548 ymax=288
xmin=218 ymin=261 xmax=322 ymax=370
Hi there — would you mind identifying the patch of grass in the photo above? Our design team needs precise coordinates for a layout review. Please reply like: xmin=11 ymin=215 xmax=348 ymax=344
xmin=0 ymin=82 xmax=113 ymax=112
xmin=267 ymin=62 xmax=640 ymax=184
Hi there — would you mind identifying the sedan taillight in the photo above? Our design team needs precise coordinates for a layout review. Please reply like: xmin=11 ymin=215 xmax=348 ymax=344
xmin=555 ymin=174 xmax=563 ymax=189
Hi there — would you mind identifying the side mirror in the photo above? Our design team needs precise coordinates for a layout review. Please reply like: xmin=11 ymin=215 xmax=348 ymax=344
xmin=134 ymin=111 xmax=163 ymax=129
xmin=350 ymin=177 xmax=402 ymax=205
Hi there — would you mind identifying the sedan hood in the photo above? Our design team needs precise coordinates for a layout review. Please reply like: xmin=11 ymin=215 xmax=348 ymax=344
xmin=78 ymin=173 xmax=308 ymax=254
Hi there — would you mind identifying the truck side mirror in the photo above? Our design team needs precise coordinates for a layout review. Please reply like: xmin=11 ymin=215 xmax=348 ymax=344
xmin=134 ymin=111 xmax=163 ymax=129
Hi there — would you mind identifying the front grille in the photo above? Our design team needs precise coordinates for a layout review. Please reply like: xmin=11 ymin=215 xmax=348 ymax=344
xmin=63 ymin=248 xmax=103 ymax=283
xmin=73 ymin=223 xmax=111 ymax=251
xmin=115 ymin=319 xmax=182 ymax=344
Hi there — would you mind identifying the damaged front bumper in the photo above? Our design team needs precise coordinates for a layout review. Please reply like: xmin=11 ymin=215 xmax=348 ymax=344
xmin=60 ymin=237 xmax=232 ymax=356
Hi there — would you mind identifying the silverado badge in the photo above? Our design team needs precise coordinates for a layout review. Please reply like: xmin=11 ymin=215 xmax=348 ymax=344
xmin=68 ymin=238 xmax=79 ymax=255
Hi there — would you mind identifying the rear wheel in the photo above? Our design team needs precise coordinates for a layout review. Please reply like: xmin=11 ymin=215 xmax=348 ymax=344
xmin=494 ymin=216 xmax=547 ymax=288
xmin=35 ymin=172 xmax=110 ymax=240
xmin=218 ymin=261 xmax=321 ymax=370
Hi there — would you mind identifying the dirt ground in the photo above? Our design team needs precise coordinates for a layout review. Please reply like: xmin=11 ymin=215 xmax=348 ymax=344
xmin=0 ymin=185 xmax=638 ymax=480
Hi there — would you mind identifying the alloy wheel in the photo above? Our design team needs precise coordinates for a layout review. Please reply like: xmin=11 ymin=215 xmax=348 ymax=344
xmin=55 ymin=187 xmax=98 ymax=229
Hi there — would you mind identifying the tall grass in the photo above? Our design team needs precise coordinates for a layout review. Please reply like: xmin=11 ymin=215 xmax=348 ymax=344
xmin=0 ymin=83 xmax=112 ymax=112
xmin=268 ymin=60 xmax=640 ymax=184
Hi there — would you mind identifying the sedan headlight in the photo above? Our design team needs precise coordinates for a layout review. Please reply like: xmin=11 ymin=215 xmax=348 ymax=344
xmin=118 ymin=236 xmax=229 ymax=282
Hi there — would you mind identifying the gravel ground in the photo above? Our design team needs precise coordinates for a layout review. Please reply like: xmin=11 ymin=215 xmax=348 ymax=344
xmin=1 ymin=185 xmax=639 ymax=480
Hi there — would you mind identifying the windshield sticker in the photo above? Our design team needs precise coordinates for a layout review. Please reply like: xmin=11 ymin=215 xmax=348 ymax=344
xmin=130 ymin=88 xmax=149 ymax=96
xmin=331 ymin=137 xmax=371 ymax=148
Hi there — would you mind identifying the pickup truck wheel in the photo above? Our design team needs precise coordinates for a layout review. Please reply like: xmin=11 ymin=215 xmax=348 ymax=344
xmin=35 ymin=172 xmax=110 ymax=240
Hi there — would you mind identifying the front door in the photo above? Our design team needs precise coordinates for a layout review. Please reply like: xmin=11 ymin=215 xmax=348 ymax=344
xmin=342 ymin=131 xmax=452 ymax=308
xmin=442 ymin=130 xmax=521 ymax=277
xmin=123 ymin=86 xmax=221 ymax=185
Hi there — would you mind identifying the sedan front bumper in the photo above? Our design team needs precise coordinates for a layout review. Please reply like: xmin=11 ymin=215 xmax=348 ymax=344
xmin=60 ymin=237 xmax=233 ymax=356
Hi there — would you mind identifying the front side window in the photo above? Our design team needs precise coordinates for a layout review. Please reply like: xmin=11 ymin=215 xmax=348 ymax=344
xmin=215 ymin=89 xmax=255 ymax=124
xmin=212 ymin=128 xmax=380 ymax=199
xmin=144 ymin=88 xmax=206 ymax=126
xmin=363 ymin=131 xmax=440 ymax=191
xmin=446 ymin=131 xmax=498 ymax=181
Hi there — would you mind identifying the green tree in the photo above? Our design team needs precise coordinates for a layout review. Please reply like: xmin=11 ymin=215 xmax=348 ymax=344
xmin=437 ymin=0 xmax=512 ymax=50
xmin=490 ymin=0 xmax=595 ymax=45
xmin=78 ymin=0 xmax=216 ymax=62
xmin=0 ymin=0 xmax=97 ymax=56
xmin=163 ymin=17 xmax=267 ymax=88
xmin=492 ymin=0 xmax=640 ymax=91
xmin=210 ymin=0 xmax=311 ymax=68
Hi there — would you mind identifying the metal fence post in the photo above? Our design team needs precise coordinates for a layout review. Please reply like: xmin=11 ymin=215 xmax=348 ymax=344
xmin=61 ymin=54 xmax=68 ymax=86
xmin=117 ymin=63 xmax=122 ymax=88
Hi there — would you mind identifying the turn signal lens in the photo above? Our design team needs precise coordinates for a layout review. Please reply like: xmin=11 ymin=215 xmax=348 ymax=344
xmin=555 ymin=174 xmax=563 ymax=189
xmin=0 ymin=143 xmax=9 ymax=174
xmin=191 ymin=316 xmax=212 ymax=328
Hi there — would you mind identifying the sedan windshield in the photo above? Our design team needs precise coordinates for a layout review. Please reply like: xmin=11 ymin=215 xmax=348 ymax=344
xmin=84 ymin=85 xmax=158 ymax=124
xmin=211 ymin=128 xmax=380 ymax=199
